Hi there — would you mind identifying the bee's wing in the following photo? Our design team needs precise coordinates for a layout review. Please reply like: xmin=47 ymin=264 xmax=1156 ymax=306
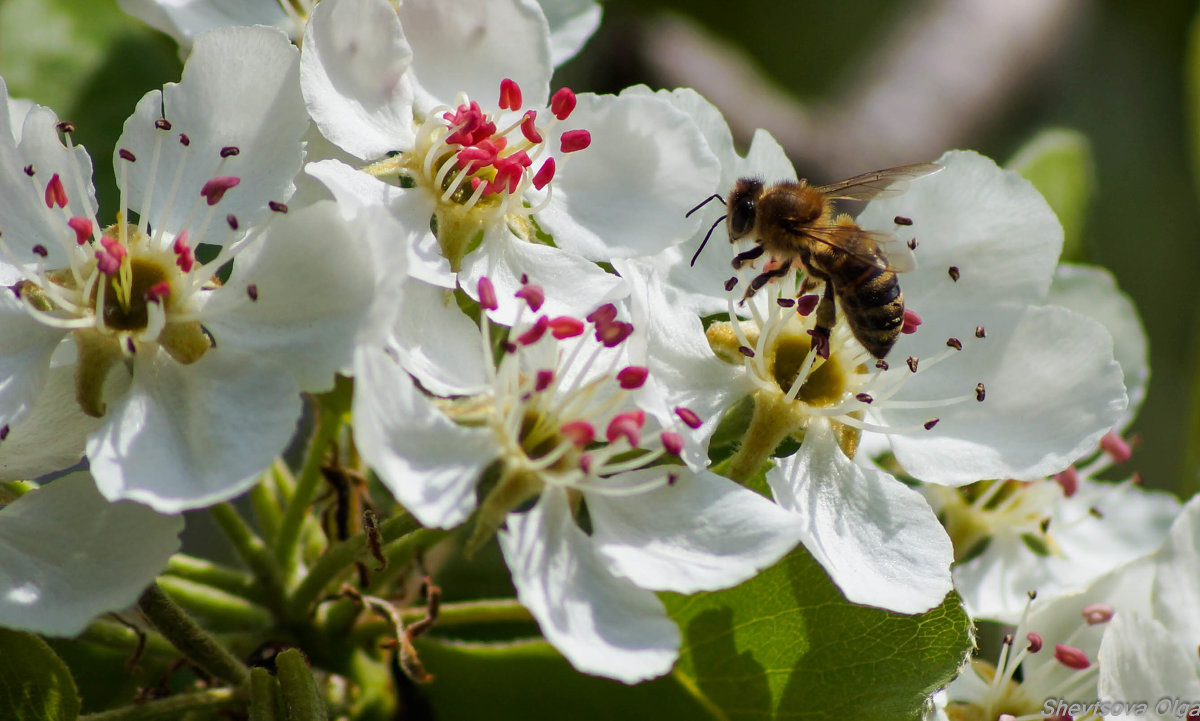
xmin=795 ymin=225 xmax=915 ymax=273
xmin=871 ymin=233 xmax=917 ymax=273
xmin=814 ymin=163 xmax=942 ymax=201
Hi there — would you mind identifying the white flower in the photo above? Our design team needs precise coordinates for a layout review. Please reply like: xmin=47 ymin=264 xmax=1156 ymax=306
xmin=118 ymin=0 xmax=312 ymax=47
xmin=0 ymin=473 xmax=182 ymax=635
xmin=617 ymin=97 xmax=1128 ymax=613
xmin=1097 ymin=612 xmax=1200 ymax=721
xmin=118 ymin=0 xmax=601 ymax=66
xmin=353 ymin=276 xmax=802 ymax=682
xmin=925 ymin=264 xmax=1176 ymax=623
xmin=937 ymin=557 xmax=1151 ymax=721
xmin=932 ymin=473 xmax=1179 ymax=624
xmin=851 ymin=152 xmax=1127 ymax=484
xmin=1094 ymin=495 xmax=1200 ymax=716
xmin=1094 ymin=496 xmax=1200 ymax=719
xmin=0 ymin=27 xmax=375 ymax=511
xmin=300 ymin=0 xmax=719 ymax=320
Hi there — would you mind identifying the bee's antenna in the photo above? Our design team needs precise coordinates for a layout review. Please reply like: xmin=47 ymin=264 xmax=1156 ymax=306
xmin=686 ymin=193 xmax=725 ymax=218
xmin=690 ymin=215 xmax=726 ymax=267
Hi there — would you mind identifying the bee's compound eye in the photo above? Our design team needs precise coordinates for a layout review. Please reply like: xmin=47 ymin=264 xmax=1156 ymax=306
xmin=727 ymin=180 xmax=762 ymax=239
xmin=730 ymin=197 xmax=755 ymax=237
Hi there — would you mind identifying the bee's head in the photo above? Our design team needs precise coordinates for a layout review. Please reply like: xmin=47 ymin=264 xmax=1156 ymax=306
xmin=727 ymin=178 xmax=763 ymax=241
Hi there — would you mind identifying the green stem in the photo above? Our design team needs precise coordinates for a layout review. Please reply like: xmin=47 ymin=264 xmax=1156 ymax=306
xmin=165 ymin=554 xmax=263 ymax=603
xmin=347 ymin=599 xmax=533 ymax=646
xmin=78 ymin=688 xmax=245 ymax=721
xmin=250 ymin=476 xmax=284 ymax=543
xmin=369 ymin=526 xmax=451 ymax=593
xmin=137 ymin=582 xmax=250 ymax=686
xmin=322 ymin=526 xmax=452 ymax=633
xmin=271 ymin=457 xmax=297 ymax=504
xmin=157 ymin=575 xmax=273 ymax=631
xmin=274 ymin=396 xmax=346 ymax=570
xmin=287 ymin=513 xmax=424 ymax=620
xmin=422 ymin=598 xmax=532 ymax=626
xmin=75 ymin=618 xmax=178 ymax=661
xmin=210 ymin=503 xmax=288 ymax=617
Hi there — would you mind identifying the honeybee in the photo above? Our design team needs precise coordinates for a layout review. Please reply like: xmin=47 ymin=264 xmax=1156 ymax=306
xmin=688 ymin=163 xmax=940 ymax=359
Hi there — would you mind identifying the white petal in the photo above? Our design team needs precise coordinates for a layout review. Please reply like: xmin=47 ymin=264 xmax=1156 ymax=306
xmin=583 ymin=90 xmax=794 ymax=315
xmin=637 ymin=90 xmax=796 ymax=314
xmin=120 ymin=26 xmax=307 ymax=244
xmin=1053 ymin=480 xmax=1178 ymax=581
xmin=1098 ymin=613 xmax=1200 ymax=711
xmin=951 ymin=541 xmax=1057 ymax=623
xmin=617 ymin=258 xmax=754 ymax=461
xmin=538 ymin=0 xmax=601 ymax=65
xmin=400 ymin=0 xmax=551 ymax=113
xmin=856 ymin=150 xmax=1062 ymax=308
xmin=0 ymin=294 xmax=68 ymax=431
xmin=955 ymin=482 xmax=1178 ymax=623
xmin=341 ymin=204 xmax=414 ymax=345
xmin=300 ymin=0 xmax=416 ymax=160
xmin=5 ymin=96 xmax=34 ymax=143
xmin=0 ymin=80 xmax=96 ymax=267
xmin=390 ymin=280 xmax=490 ymax=396
xmin=1152 ymin=495 xmax=1200 ymax=652
xmin=1047 ymin=264 xmax=1147 ymax=424
xmin=117 ymin=0 xmax=294 ymax=46
xmin=0 ymin=365 xmax=114 ymax=481
xmin=87 ymin=348 xmax=301 ymax=512
xmin=305 ymin=157 xmax=408 ymax=210
xmin=352 ymin=345 xmax=496 ymax=528
xmin=304 ymin=158 xmax=452 ymax=288
xmin=536 ymin=89 xmax=722 ymax=259
xmin=499 ymin=489 xmax=678 ymax=683
xmin=459 ymin=230 xmax=627 ymax=326
xmin=1023 ymin=555 xmax=1155 ymax=650
xmin=880 ymin=304 xmax=1126 ymax=485
xmin=197 ymin=201 xmax=374 ymax=391
xmin=769 ymin=420 xmax=954 ymax=613
xmin=1008 ymin=558 xmax=1156 ymax=698
xmin=0 ymin=473 xmax=182 ymax=635
xmin=588 ymin=468 xmax=801 ymax=594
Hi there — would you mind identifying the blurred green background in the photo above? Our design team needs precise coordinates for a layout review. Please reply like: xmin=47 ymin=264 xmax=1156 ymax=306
xmin=2 ymin=0 xmax=1197 ymax=496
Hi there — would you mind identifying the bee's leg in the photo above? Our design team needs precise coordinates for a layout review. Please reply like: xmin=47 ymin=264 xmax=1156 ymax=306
xmin=808 ymin=283 xmax=836 ymax=359
xmin=731 ymin=245 xmax=765 ymax=270
xmin=742 ymin=259 xmax=793 ymax=301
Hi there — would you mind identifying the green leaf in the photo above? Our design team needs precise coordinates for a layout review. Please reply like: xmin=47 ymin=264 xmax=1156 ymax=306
xmin=414 ymin=638 xmax=710 ymax=720
xmin=663 ymin=545 xmax=971 ymax=721
xmin=0 ymin=628 xmax=81 ymax=721
xmin=1006 ymin=128 xmax=1095 ymax=263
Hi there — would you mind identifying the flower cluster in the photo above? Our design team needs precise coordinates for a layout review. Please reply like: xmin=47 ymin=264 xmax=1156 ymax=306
xmin=0 ymin=0 xmax=1181 ymax=716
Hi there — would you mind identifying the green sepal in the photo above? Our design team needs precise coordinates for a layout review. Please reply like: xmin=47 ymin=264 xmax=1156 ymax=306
xmin=0 ymin=628 xmax=81 ymax=721
xmin=249 ymin=667 xmax=282 ymax=721
xmin=276 ymin=648 xmax=326 ymax=721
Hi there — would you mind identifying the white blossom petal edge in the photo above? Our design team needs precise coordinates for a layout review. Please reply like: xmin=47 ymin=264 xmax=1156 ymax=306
xmin=769 ymin=419 xmax=953 ymax=613
xmin=0 ymin=473 xmax=182 ymax=635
